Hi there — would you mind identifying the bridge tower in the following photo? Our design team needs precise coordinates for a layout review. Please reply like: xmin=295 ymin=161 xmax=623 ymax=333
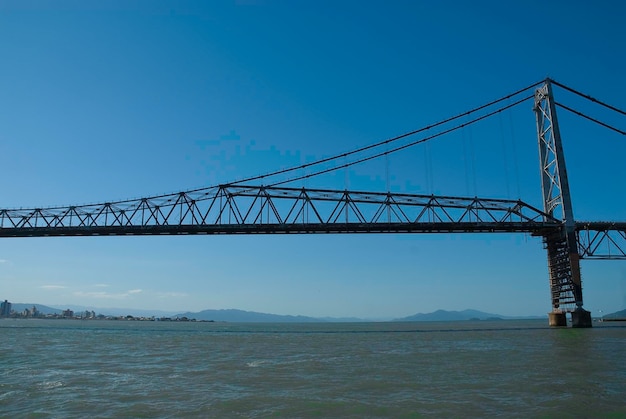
xmin=534 ymin=79 xmax=592 ymax=327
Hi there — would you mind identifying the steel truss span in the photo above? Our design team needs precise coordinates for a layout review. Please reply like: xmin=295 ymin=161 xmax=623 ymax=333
xmin=0 ymin=184 xmax=561 ymax=237
xmin=2 ymin=185 xmax=623 ymax=261
xmin=576 ymin=222 xmax=626 ymax=259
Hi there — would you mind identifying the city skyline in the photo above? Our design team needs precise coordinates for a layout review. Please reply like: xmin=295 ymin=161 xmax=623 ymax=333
xmin=1 ymin=1 xmax=625 ymax=318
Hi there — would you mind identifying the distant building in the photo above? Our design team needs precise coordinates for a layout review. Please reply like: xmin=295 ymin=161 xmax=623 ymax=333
xmin=62 ymin=309 xmax=74 ymax=318
xmin=0 ymin=300 xmax=11 ymax=317
xmin=21 ymin=307 xmax=41 ymax=318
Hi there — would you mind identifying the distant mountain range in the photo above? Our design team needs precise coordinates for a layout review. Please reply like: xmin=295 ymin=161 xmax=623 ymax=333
xmin=176 ymin=308 xmax=539 ymax=322
xmin=394 ymin=309 xmax=506 ymax=322
xmin=175 ymin=308 xmax=322 ymax=323
xmin=603 ymin=309 xmax=626 ymax=320
xmin=10 ymin=303 xmax=622 ymax=322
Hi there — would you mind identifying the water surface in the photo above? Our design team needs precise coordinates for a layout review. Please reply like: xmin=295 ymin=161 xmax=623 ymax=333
xmin=1 ymin=319 xmax=624 ymax=417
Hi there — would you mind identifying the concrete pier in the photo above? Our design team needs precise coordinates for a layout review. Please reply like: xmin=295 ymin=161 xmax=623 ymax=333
xmin=571 ymin=308 xmax=592 ymax=328
xmin=548 ymin=311 xmax=567 ymax=327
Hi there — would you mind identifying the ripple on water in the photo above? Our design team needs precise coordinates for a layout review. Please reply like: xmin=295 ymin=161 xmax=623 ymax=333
xmin=1 ymin=320 xmax=626 ymax=417
xmin=37 ymin=381 xmax=64 ymax=390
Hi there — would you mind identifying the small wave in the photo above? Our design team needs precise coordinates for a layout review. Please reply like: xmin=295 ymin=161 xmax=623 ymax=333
xmin=246 ymin=360 xmax=267 ymax=368
xmin=247 ymin=356 xmax=313 ymax=368
xmin=0 ymin=390 xmax=19 ymax=400
xmin=38 ymin=381 xmax=63 ymax=390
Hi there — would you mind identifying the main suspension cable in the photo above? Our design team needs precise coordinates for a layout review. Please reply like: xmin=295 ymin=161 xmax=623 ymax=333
xmin=551 ymin=79 xmax=626 ymax=117
xmin=555 ymin=102 xmax=626 ymax=136
xmin=228 ymin=80 xmax=543 ymax=186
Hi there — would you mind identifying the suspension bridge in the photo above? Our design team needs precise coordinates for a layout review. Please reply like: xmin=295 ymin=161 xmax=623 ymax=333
xmin=1 ymin=79 xmax=624 ymax=327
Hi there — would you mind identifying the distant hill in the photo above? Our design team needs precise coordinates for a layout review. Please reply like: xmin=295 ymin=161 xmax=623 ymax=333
xmin=395 ymin=309 xmax=505 ymax=322
xmin=179 ymin=308 xmax=514 ymax=323
xmin=176 ymin=308 xmax=324 ymax=323
xmin=603 ymin=309 xmax=626 ymax=320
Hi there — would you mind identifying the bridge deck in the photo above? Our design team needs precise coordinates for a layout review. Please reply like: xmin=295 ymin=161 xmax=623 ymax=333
xmin=0 ymin=221 xmax=560 ymax=238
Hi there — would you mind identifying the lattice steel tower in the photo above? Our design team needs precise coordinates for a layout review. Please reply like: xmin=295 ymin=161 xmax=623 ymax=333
xmin=534 ymin=79 xmax=592 ymax=327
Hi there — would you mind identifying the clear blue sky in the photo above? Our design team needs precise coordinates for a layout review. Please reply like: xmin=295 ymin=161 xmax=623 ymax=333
xmin=0 ymin=1 xmax=624 ymax=318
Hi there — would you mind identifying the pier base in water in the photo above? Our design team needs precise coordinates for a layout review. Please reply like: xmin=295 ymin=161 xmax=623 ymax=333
xmin=571 ymin=308 xmax=592 ymax=328
xmin=548 ymin=311 xmax=567 ymax=327
xmin=548 ymin=309 xmax=593 ymax=328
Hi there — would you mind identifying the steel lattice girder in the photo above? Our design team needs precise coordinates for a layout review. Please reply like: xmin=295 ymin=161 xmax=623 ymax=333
xmin=0 ymin=184 xmax=561 ymax=237
xmin=576 ymin=222 xmax=626 ymax=259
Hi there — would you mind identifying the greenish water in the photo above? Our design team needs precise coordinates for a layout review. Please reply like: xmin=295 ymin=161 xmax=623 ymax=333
xmin=1 ymin=319 xmax=624 ymax=417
